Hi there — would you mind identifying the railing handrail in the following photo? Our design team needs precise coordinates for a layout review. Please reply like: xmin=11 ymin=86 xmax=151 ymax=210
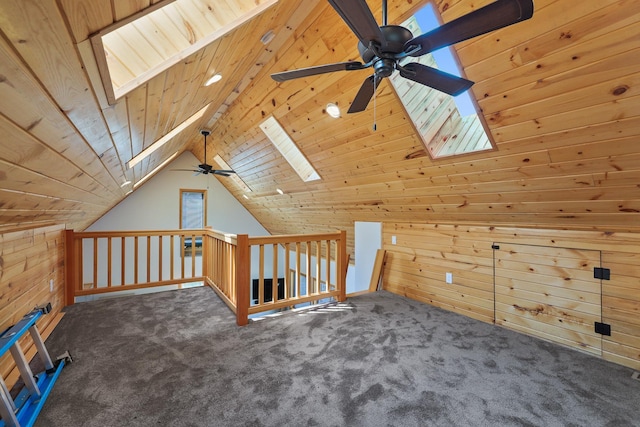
xmin=72 ymin=229 xmax=206 ymax=238
xmin=247 ymin=232 xmax=342 ymax=245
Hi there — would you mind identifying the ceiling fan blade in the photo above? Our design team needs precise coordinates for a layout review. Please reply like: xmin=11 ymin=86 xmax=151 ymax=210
xmin=214 ymin=172 xmax=231 ymax=177
xmin=213 ymin=170 xmax=236 ymax=175
xmin=399 ymin=63 xmax=473 ymax=96
xmin=404 ymin=0 xmax=534 ymax=57
xmin=328 ymin=0 xmax=386 ymax=48
xmin=272 ymin=61 xmax=366 ymax=82
xmin=348 ymin=75 xmax=380 ymax=114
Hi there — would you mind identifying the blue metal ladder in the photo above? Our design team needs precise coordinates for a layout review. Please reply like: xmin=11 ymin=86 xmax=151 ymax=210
xmin=0 ymin=304 xmax=71 ymax=427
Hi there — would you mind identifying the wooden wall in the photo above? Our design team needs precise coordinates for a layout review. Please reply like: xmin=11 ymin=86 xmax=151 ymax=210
xmin=382 ymin=222 xmax=640 ymax=370
xmin=0 ymin=224 xmax=66 ymax=388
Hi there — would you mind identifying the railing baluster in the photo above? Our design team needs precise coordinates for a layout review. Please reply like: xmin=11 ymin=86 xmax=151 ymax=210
xmin=180 ymin=234 xmax=185 ymax=280
xmin=338 ymin=230 xmax=346 ymax=302
xmin=284 ymin=243 xmax=290 ymax=299
xmin=134 ymin=236 xmax=139 ymax=285
xmin=272 ymin=243 xmax=278 ymax=302
xmin=258 ymin=244 xmax=264 ymax=305
xmin=306 ymin=241 xmax=312 ymax=296
xmin=146 ymin=236 xmax=151 ymax=283
xmin=191 ymin=234 xmax=196 ymax=279
xmin=315 ymin=240 xmax=321 ymax=294
xmin=121 ymin=237 xmax=126 ymax=286
xmin=295 ymin=242 xmax=301 ymax=298
xmin=170 ymin=235 xmax=175 ymax=280
xmin=92 ymin=237 xmax=98 ymax=289
xmin=235 ymin=234 xmax=250 ymax=326
xmin=159 ymin=236 xmax=163 ymax=282
xmin=325 ymin=239 xmax=331 ymax=292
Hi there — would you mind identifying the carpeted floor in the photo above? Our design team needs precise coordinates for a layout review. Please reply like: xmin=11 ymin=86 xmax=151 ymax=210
xmin=36 ymin=287 xmax=640 ymax=427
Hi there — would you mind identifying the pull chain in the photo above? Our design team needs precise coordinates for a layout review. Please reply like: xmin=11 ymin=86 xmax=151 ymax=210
xmin=373 ymin=74 xmax=378 ymax=131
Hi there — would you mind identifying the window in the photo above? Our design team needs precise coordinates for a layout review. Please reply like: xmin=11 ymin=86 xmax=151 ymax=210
xmin=180 ymin=189 xmax=206 ymax=256
xmin=180 ymin=189 xmax=207 ymax=229
xmin=259 ymin=116 xmax=321 ymax=182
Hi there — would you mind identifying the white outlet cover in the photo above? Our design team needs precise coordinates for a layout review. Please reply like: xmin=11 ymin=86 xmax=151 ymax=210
xmin=446 ymin=272 xmax=453 ymax=284
xmin=391 ymin=235 xmax=397 ymax=245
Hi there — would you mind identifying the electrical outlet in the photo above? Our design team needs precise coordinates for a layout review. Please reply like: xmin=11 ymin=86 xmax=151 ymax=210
xmin=445 ymin=272 xmax=453 ymax=284
xmin=391 ymin=235 xmax=397 ymax=245
xmin=50 ymin=279 xmax=54 ymax=292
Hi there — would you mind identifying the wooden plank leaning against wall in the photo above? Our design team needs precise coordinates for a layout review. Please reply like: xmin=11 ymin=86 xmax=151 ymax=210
xmin=382 ymin=222 xmax=640 ymax=371
xmin=0 ymin=224 xmax=66 ymax=389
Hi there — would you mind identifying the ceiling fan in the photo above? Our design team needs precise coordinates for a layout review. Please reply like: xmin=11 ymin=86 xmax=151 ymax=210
xmin=271 ymin=0 xmax=534 ymax=113
xmin=174 ymin=130 xmax=236 ymax=176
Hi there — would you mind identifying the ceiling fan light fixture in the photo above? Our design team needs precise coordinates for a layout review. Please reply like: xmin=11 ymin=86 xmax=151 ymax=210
xmin=205 ymin=73 xmax=222 ymax=86
xmin=326 ymin=103 xmax=341 ymax=118
xmin=260 ymin=30 xmax=275 ymax=45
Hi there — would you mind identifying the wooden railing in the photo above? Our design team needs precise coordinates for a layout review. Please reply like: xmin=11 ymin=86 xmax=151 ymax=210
xmin=65 ymin=229 xmax=347 ymax=325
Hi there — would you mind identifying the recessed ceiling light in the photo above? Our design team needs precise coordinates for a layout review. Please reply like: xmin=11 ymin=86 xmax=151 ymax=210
xmin=243 ymin=194 xmax=249 ymax=200
xmin=205 ymin=74 xmax=222 ymax=86
xmin=276 ymin=188 xmax=284 ymax=195
xmin=120 ymin=180 xmax=132 ymax=187
xmin=326 ymin=103 xmax=341 ymax=118
xmin=260 ymin=30 xmax=275 ymax=45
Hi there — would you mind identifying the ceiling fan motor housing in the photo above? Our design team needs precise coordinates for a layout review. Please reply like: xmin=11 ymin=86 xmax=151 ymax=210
xmin=358 ymin=25 xmax=414 ymax=63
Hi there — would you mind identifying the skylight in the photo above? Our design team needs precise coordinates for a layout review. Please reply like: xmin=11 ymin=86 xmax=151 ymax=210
xmin=388 ymin=3 xmax=494 ymax=159
xmin=259 ymin=116 xmax=321 ymax=182
xmin=91 ymin=0 xmax=278 ymax=104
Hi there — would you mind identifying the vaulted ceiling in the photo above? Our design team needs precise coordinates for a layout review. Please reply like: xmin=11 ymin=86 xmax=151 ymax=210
xmin=1 ymin=0 xmax=639 ymax=254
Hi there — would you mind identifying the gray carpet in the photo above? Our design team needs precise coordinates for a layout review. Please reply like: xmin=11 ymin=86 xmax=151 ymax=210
xmin=35 ymin=287 xmax=640 ymax=427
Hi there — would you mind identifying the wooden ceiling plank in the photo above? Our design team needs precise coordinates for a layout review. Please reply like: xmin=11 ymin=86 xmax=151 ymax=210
xmin=172 ymin=1 xmax=221 ymax=40
xmin=111 ymin=24 xmax=167 ymax=71
xmin=205 ymin=0 xmax=326 ymax=132
xmin=477 ymin=22 xmax=640 ymax=112
xmin=143 ymin=73 xmax=170 ymax=147
xmin=125 ymin=85 xmax=150 ymax=180
xmin=0 ymin=36 xmax=123 ymax=199
xmin=104 ymin=31 xmax=155 ymax=78
xmin=492 ymin=94 xmax=640 ymax=143
xmin=0 ymin=0 xmax=126 ymax=192
xmin=56 ymin=0 xmax=114 ymax=43
xmin=112 ymin=0 xmax=152 ymax=21
xmin=465 ymin=0 xmax=640 ymax=85
xmin=0 ymin=115 xmax=117 ymax=201
xmin=142 ymin=11 xmax=192 ymax=56
xmin=0 ymin=191 xmax=106 ymax=214
xmin=485 ymin=65 xmax=640 ymax=130
xmin=0 ymin=159 xmax=115 ymax=207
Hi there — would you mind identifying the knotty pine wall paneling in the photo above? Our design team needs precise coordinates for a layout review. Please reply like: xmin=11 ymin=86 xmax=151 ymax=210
xmin=0 ymin=224 xmax=67 ymax=388
xmin=382 ymin=223 xmax=640 ymax=370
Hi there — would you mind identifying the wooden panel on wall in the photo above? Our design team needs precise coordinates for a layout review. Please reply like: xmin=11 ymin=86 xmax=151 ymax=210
xmin=494 ymin=243 xmax=602 ymax=356
xmin=0 ymin=224 xmax=67 ymax=388
xmin=383 ymin=222 xmax=640 ymax=370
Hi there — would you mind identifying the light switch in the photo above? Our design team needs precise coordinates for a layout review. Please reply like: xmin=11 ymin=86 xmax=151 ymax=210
xmin=391 ymin=235 xmax=397 ymax=245
xmin=446 ymin=272 xmax=453 ymax=284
